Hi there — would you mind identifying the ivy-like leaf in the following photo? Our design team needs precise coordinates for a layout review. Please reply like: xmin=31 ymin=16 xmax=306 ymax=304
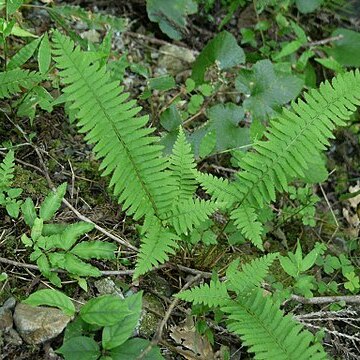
xmin=192 ymin=31 xmax=245 ymax=84
xmin=235 ymin=60 xmax=303 ymax=119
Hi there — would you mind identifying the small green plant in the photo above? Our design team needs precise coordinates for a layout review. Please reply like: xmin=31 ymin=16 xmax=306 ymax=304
xmin=20 ymin=183 xmax=117 ymax=289
xmin=279 ymin=241 xmax=326 ymax=297
xmin=0 ymin=150 xmax=23 ymax=218
xmin=22 ymin=289 xmax=163 ymax=359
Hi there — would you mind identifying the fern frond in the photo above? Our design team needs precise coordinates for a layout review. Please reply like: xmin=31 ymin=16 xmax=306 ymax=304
xmin=169 ymin=198 xmax=218 ymax=235
xmin=52 ymin=31 xmax=174 ymax=220
xmin=168 ymin=127 xmax=197 ymax=202
xmin=0 ymin=69 xmax=42 ymax=99
xmin=223 ymin=290 xmax=327 ymax=360
xmin=226 ymin=254 xmax=278 ymax=294
xmin=134 ymin=218 xmax=179 ymax=278
xmin=176 ymin=278 xmax=230 ymax=307
xmin=0 ymin=150 xmax=15 ymax=192
xmin=230 ymin=206 xmax=263 ymax=249
xmin=196 ymin=172 xmax=240 ymax=207
xmin=234 ymin=71 xmax=360 ymax=209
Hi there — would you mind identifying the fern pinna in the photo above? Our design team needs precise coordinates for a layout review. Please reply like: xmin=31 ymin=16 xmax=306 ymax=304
xmin=198 ymin=70 xmax=360 ymax=248
xmin=177 ymin=255 xmax=327 ymax=359
xmin=52 ymin=31 xmax=218 ymax=277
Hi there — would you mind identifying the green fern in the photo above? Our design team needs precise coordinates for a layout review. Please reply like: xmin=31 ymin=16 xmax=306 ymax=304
xmin=134 ymin=218 xmax=178 ymax=278
xmin=199 ymin=70 xmax=360 ymax=247
xmin=226 ymin=253 xmax=278 ymax=294
xmin=223 ymin=289 xmax=327 ymax=360
xmin=176 ymin=278 xmax=230 ymax=307
xmin=0 ymin=69 xmax=42 ymax=99
xmin=178 ymin=255 xmax=327 ymax=359
xmin=52 ymin=31 xmax=174 ymax=221
xmin=0 ymin=150 xmax=15 ymax=192
xmin=169 ymin=198 xmax=218 ymax=235
xmin=168 ymin=127 xmax=197 ymax=202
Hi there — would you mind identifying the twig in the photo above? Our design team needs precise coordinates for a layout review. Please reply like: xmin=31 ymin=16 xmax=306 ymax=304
xmin=136 ymin=274 xmax=203 ymax=360
xmin=307 ymin=34 xmax=343 ymax=47
xmin=0 ymin=256 xmax=135 ymax=276
xmin=291 ymin=294 xmax=360 ymax=305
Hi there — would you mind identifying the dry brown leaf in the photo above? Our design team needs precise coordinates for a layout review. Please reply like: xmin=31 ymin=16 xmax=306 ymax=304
xmin=170 ymin=316 xmax=215 ymax=360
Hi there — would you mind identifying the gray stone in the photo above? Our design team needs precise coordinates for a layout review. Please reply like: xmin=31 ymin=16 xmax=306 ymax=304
xmin=2 ymin=297 xmax=16 ymax=311
xmin=0 ymin=308 xmax=13 ymax=331
xmin=94 ymin=277 xmax=124 ymax=298
xmin=13 ymin=303 xmax=71 ymax=344
xmin=157 ymin=44 xmax=196 ymax=74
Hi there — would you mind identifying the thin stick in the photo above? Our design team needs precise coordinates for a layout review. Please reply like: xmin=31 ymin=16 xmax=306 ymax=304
xmin=291 ymin=294 xmax=360 ymax=305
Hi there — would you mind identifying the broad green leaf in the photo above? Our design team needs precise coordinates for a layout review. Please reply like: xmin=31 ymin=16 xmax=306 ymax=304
xmin=102 ymin=292 xmax=143 ymax=350
xmin=80 ymin=295 xmax=130 ymax=326
xmin=160 ymin=105 xmax=182 ymax=132
xmin=6 ymin=0 xmax=23 ymax=15
xmin=11 ymin=24 xmax=38 ymax=38
xmin=60 ymin=222 xmax=95 ymax=250
xmin=7 ymin=187 xmax=22 ymax=198
xmin=302 ymin=153 xmax=328 ymax=184
xmin=146 ymin=0 xmax=197 ymax=40
xmin=39 ymin=183 xmax=67 ymax=221
xmin=0 ymin=272 xmax=7 ymax=281
xmin=192 ymin=31 xmax=245 ymax=84
xmin=6 ymin=201 xmax=20 ymax=218
xmin=315 ymin=57 xmax=344 ymax=73
xmin=110 ymin=338 xmax=164 ymax=360
xmin=273 ymin=40 xmax=303 ymax=60
xmin=71 ymin=241 xmax=116 ymax=260
xmin=279 ymin=256 xmax=298 ymax=278
xmin=190 ymin=103 xmax=249 ymax=157
xmin=235 ymin=60 xmax=303 ymax=119
xmin=31 ymin=217 xmax=43 ymax=241
xmin=23 ymin=289 xmax=75 ymax=316
xmin=296 ymin=0 xmax=323 ymax=13
xmin=38 ymin=32 xmax=51 ymax=74
xmin=21 ymin=234 xmax=33 ymax=247
xmin=328 ymin=28 xmax=360 ymax=67
xmin=7 ymin=37 xmax=42 ymax=70
xmin=63 ymin=253 xmax=101 ymax=277
xmin=57 ymin=336 xmax=100 ymax=360
xmin=199 ymin=130 xmax=216 ymax=158
xmin=148 ymin=75 xmax=175 ymax=92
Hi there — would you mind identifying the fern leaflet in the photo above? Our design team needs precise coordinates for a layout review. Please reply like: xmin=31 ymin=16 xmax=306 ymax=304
xmin=0 ymin=69 xmax=42 ymax=99
xmin=0 ymin=150 xmax=15 ymax=192
xmin=226 ymin=253 xmax=278 ymax=294
xmin=176 ymin=278 xmax=230 ymax=307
